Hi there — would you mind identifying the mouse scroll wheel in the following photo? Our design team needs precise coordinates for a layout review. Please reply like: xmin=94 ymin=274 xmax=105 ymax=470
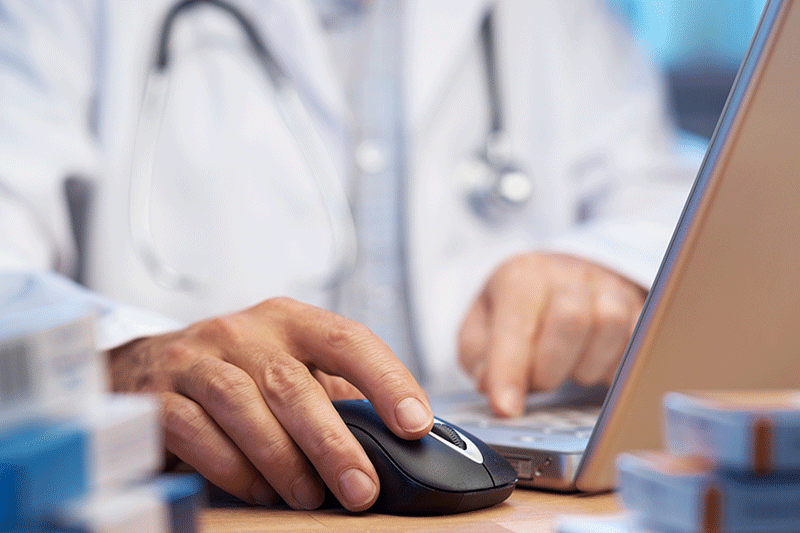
xmin=430 ymin=422 xmax=467 ymax=450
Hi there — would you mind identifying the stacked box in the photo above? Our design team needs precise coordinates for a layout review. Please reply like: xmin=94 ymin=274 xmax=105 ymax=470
xmin=661 ymin=390 xmax=800 ymax=475
xmin=555 ymin=390 xmax=800 ymax=533
xmin=0 ymin=422 xmax=88 ymax=530
xmin=1 ymin=304 xmax=206 ymax=533
xmin=0 ymin=301 xmax=105 ymax=420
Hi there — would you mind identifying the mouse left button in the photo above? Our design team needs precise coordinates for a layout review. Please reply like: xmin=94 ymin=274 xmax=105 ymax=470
xmin=349 ymin=425 xmax=465 ymax=514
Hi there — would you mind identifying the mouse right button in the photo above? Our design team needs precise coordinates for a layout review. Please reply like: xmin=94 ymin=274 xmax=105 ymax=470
xmin=459 ymin=426 xmax=519 ymax=487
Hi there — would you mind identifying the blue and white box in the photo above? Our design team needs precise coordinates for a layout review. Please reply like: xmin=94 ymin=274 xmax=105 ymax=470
xmin=663 ymin=390 xmax=800 ymax=475
xmin=51 ymin=474 xmax=205 ymax=533
xmin=617 ymin=450 xmax=800 ymax=533
xmin=0 ymin=422 xmax=89 ymax=530
xmin=78 ymin=394 xmax=162 ymax=492
xmin=0 ymin=302 xmax=106 ymax=421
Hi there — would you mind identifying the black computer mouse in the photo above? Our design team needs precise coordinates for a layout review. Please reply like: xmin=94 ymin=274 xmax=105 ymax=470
xmin=332 ymin=399 xmax=518 ymax=515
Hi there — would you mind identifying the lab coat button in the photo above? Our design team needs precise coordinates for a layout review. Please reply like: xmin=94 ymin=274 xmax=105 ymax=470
xmin=356 ymin=140 xmax=389 ymax=174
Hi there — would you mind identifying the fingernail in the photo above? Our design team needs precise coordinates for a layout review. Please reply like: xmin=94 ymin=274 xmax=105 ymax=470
xmin=496 ymin=387 xmax=524 ymax=417
xmin=395 ymin=397 xmax=433 ymax=433
xmin=250 ymin=478 xmax=277 ymax=506
xmin=338 ymin=468 xmax=377 ymax=509
xmin=291 ymin=474 xmax=323 ymax=510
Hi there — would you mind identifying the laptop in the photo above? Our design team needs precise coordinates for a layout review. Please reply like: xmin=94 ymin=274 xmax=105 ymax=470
xmin=433 ymin=0 xmax=800 ymax=492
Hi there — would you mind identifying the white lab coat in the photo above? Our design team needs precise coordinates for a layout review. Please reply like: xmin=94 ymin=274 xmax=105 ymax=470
xmin=0 ymin=0 xmax=696 ymax=393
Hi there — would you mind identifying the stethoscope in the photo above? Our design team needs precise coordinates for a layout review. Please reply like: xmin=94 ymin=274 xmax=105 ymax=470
xmin=461 ymin=8 xmax=534 ymax=223
xmin=129 ymin=0 xmax=533 ymax=293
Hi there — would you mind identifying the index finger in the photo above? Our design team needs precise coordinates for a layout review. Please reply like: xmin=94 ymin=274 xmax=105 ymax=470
xmin=482 ymin=272 xmax=551 ymax=417
xmin=458 ymin=291 xmax=491 ymax=387
xmin=277 ymin=299 xmax=434 ymax=439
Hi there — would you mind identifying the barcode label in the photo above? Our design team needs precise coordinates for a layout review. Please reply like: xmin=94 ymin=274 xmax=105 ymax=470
xmin=0 ymin=340 xmax=32 ymax=405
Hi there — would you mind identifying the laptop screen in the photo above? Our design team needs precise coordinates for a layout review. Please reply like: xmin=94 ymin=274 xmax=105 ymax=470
xmin=578 ymin=0 xmax=800 ymax=491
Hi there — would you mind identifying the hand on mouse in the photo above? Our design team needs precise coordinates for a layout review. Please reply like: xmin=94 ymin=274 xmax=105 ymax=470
xmin=108 ymin=297 xmax=433 ymax=512
xmin=458 ymin=252 xmax=646 ymax=418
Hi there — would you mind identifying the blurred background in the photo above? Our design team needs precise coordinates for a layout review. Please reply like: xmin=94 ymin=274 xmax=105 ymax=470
xmin=610 ymin=0 xmax=768 ymax=140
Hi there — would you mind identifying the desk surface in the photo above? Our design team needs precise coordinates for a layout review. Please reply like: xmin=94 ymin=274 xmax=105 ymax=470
xmin=200 ymin=488 xmax=620 ymax=532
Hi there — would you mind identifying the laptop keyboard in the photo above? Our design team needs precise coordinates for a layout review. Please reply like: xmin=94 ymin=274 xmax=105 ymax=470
xmin=445 ymin=405 xmax=601 ymax=440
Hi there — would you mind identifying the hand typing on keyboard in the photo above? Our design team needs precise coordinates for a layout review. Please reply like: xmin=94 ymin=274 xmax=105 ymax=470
xmin=458 ymin=252 xmax=646 ymax=418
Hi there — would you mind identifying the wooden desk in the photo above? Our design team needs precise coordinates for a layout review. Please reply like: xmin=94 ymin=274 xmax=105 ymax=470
xmin=201 ymin=488 xmax=620 ymax=532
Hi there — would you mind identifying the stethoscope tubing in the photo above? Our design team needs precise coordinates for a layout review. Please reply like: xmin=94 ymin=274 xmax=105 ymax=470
xmin=129 ymin=0 xmax=357 ymax=293
xmin=128 ymin=0 xmax=532 ymax=293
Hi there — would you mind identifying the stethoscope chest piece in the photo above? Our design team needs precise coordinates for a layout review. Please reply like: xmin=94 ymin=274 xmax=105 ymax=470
xmin=459 ymin=135 xmax=534 ymax=224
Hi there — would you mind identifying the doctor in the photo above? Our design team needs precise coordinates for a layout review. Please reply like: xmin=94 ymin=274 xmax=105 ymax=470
xmin=0 ymin=0 xmax=694 ymax=512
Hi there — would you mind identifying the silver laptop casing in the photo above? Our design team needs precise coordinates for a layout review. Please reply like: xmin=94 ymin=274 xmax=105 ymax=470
xmin=435 ymin=0 xmax=800 ymax=492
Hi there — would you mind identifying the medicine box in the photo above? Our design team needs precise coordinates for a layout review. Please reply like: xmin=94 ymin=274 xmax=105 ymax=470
xmin=663 ymin=390 xmax=800 ymax=474
xmin=617 ymin=450 xmax=800 ymax=533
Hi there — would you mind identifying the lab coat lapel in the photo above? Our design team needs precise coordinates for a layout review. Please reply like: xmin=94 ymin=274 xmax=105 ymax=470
xmin=249 ymin=0 xmax=492 ymax=133
xmin=247 ymin=0 xmax=347 ymax=125
xmin=405 ymin=0 xmax=493 ymax=131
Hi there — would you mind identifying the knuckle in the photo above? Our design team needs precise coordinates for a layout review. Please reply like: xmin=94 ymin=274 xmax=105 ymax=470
xmin=595 ymin=294 xmax=629 ymax=331
xmin=264 ymin=295 xmax=297 ymax=308
xmin=260 ymin=354 xmax=315 ymax=404
xmin=161 ymin=338 xmax=198 ymax=367
xmin=258 ymin=296 xmax=302 ymax=316
xmin=497 ymin=254 xmax=533 ymax=282
xmin=195 ymin=315 xmax=246 ymax=347
xmin=371 ymin=359 xmax=411 ymax=391
xmin=322 ymin=318 xmax=372 ymax=353
xmin=328 ymin=376 xmax=361 ymax=401
xmin=161 ymin=394 xmax=207 ymax=443
xmin=160 ymin=396 xmax=250 ymax=488
xmin=306 ymin=425 xmax=351 ymax=461
xmin=162 ymin=397 xmax=242 ymax=479
xmin=551 ymin=299 xmax=590 ymax=339
xmin=204 ymin=448 xmax=244 ymax=483
xmin=258 ymin=436 xmax=297 ymax=468
xmin=198 ymin=360 xmax=255 ymax=408
xmin=572 ymin=347 xmax=624 ymax=388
